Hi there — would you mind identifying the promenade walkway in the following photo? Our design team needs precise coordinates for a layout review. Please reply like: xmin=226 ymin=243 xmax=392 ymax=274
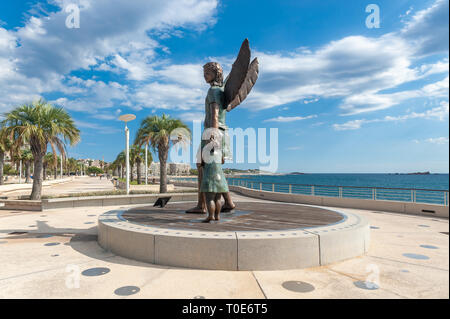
xmin=0 ymin=176 xmax=115 ymax=199
xmin=0 ymin=191 xmax=447 ymax=298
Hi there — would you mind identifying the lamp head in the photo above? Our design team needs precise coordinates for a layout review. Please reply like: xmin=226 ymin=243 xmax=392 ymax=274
xmin=118 ymin=114 xmax=136 ymax=123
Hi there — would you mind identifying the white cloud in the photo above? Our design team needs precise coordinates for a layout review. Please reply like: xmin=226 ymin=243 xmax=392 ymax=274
xmin=0 ymin=0 xmax=218 ymax=111
xmin=178 ymin=111 xmax=205 ymax=122
xmin=74 ymin=119 xmax=121 ymax=134
xmin=134 ymin=82 xmax=204 ymax=111
xmin=304 ymin=98 xmax=319 ymax=104
xmin=264 ymin=115 xmax=317 ymax=123
xmin=242 ymin=33 xmax=418 ymax=111
xmin=157 ymin=63 xmax=205 ymax=88
xmin=239 ymin=0 xmax=449 ymax=115
xmin=340 ymin=76 xmax=449 ymax=115
xmin=333 ymin=119 xmax=370 ymax=131
xmin=333 ymin=100 xmax=449 ymax=130
xmin=386 ymin=101 xmax=449 ymax=122
xmin=413 ymin=136 xmax=450 ymax=144
xmin=419 ymin=59 xmax=449 ymax=77
xmin=425 ymin=137 xmax=449 ymax=144
xmin=0 ymin=28 xmax=16 ymax=53
xmin=0 ymin=0 xmax=447 ymax=121
xmin=51 ymin=79 xmax=130 ymax=112
xmin=401 ymin=0 xmax=449 ymax=56
xmin=14 ymin=0 xmax=217 ymax=79
xmin=112 ymin=54 xmax=153 ymax=81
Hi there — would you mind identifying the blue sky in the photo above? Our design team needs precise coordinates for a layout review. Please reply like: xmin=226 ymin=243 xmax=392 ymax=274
xmin=0 ymin=0 xmax=448 ymax=173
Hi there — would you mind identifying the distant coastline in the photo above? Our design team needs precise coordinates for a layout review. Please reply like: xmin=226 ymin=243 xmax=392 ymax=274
xmin=223 ymin=170 xmax=444 ymax=176
xmin=392 ymin=172 xmax=431 ymax=175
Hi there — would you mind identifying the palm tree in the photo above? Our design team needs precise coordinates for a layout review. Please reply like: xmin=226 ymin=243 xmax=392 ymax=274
xmin=0 ymin=127 xmax=12 ymax=185
xmin=114 ymin=151 xmax=126 ymax=178
xmin=11 ymin=152 xmax=22 ymax=180
xmin=99 ymin=160 xmax=106 ymax=173
xmin=142 ymin=146 xmax=153 ymax=183
xmin=2 ymin=100 xmax=80 ymax=199
xmin=128 ymin=145 xmax=152 ymax=184
xmin=129 ymin=145 xmax=142 ymax=184
xmin=48 ymin=154 xmax=60 ymax=180
xmin=20 ymin=149 xmax=34 ymax=183
xmin=67 ymin=157 xmax=78 ymax=175
xmin=134 ymin=114 xmax=190 ymax=193
xmin=43 ymin=153 xmax=54 ymax=180
xmin=109 ymin=161 xmax=118 ymax=177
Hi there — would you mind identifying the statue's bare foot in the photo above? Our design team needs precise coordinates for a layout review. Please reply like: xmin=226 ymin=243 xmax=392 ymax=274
xmin=186 ymin=206 xmax=206 ymax=214
xmin=201 ymin=217 xmax=214 ymax=223
xmin=221 ymin=204 xmax=236 ymax=213
xmin=214 ymin=212 xmax=220 ymax=221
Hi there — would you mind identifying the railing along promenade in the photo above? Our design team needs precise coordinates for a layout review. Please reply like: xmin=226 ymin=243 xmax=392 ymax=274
xmin=171 ymin=177 xmax=449 ymax=206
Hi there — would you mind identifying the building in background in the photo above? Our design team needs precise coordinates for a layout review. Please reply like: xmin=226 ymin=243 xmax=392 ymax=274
xmin=149 ymin=162 xmax=190 ymax=176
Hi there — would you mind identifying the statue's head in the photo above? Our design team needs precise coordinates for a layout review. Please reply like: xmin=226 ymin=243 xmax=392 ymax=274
xmin=203 ymin=62 xmax=223 ymax=86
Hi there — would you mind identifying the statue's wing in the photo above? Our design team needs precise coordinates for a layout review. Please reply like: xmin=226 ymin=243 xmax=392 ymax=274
xmin=226 ymin=57 xmax=259 ymax=111
xmin=224 ymin=39 xmax=251 ymax=107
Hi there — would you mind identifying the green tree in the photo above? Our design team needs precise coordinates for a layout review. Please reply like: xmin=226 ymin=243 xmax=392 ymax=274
xmin=3 ymin=164 xmax=15 ymax=175
xmin=129 ymin=145 xmax=153 ymax=184
xmin=43 ymin=153 xmax=54 ymax=180
xmin=20 ymin=149 xmax=34 ymax=183
xmin=49 ymin=154 xmax=60 ymax=180
xmin=129 ymin=145 xmax=143 ymax=184
xmin=0 ymin=127 xmax=13 ymax=185
xmin=67 ymin=157 xmax=78 ymax=175
xmin=2 ymin=100 xmax=80 ymax=199
xmin=134 ymin=114 xmax=190 ymax=193
xmin=87 ymin=166 xmax=103 ymax=175
xmin=114 ymin=151 xmax=126 ymax=178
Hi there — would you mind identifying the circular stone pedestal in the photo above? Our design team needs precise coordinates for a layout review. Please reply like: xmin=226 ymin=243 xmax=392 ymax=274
xmin=98 ymin=201 xmax=370 ymax=270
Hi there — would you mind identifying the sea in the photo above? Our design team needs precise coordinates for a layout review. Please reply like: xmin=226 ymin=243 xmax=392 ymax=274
xmin=227 ymin=173 xmax=449 ymax=190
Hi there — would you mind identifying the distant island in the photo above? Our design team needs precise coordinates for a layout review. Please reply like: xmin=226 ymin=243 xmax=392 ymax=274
xmin=407 ymin=172 xmax=431 ymax=175
xmin=223 ymin=168 xmax=261 ymax=174
xmin=389 ymin=172 xmax=431 ymax=175
xmin=288 ymin=172 xmax=305 ymax=175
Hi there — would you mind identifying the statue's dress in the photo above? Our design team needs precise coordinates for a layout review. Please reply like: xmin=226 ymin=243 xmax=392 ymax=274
xmin=200 ymin=85 xmax=230 ymax=193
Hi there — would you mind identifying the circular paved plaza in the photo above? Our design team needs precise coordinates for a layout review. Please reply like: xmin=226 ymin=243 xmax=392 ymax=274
xmin=99 ymin=201 xmax=369 ymax=270
xmin=122 ymin=202 xmax=345 ymax=231
xmin=0 ymin=192 xmax=448 ymax=298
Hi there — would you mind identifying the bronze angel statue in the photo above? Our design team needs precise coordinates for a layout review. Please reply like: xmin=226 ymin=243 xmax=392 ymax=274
xmin=186 ymin=39 xmax=259 ymax=223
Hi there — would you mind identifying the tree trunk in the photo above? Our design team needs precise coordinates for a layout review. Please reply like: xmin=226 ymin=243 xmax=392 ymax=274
xmin=0 ymin=151 xmax=4 ymax=185
xmin=159 ymin=145 xmax=168 ymax=193
xmin=25 ymin=161 xmax=31 ymax=183
xmin=54 ymin=167 xmax=57 ymax=180
xmin=43 ymin=164 xmax=47 ymax=181
xmin=30 ymin=155 xmax=44 ymax=200
xmin=130 ymin=163 xmax=134 ymax=182
xmin=136 ymin=159 xmax=142 ymax=185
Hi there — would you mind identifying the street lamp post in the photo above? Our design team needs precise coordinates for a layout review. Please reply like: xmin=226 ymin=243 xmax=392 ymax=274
xmin=145 ymin=143 xmax=148 ymax=185
xmin=19 ymin=160 xmax=22 ymax=184
xmin=119 ymin=114 xmax=136 ymax=195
